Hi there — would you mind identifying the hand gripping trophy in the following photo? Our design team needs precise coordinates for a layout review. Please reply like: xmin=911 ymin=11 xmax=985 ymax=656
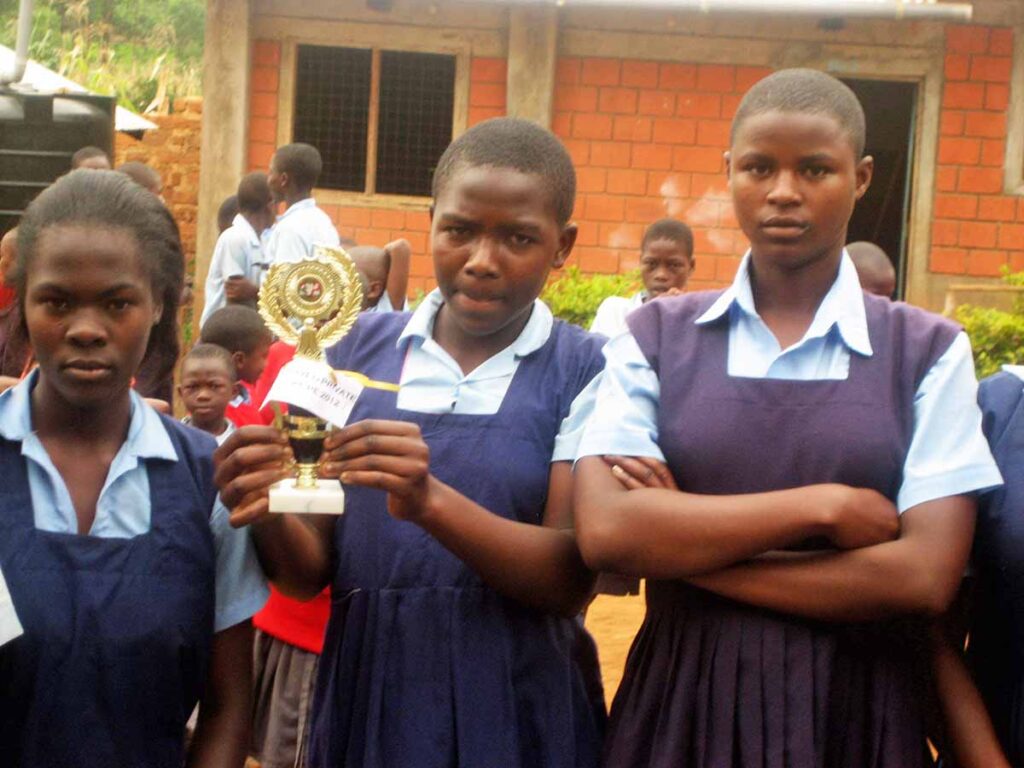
xmin=258 ymin=245 xmax=364 ymax=514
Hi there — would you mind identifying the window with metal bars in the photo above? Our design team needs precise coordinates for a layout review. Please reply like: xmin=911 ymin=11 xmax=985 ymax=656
xmin=293 ymin=44 xmax=456 ymax=198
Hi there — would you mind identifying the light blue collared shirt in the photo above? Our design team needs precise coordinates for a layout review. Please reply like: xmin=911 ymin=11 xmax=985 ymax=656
xmin=369 ymin=292 xmax=409 ymax=314
xmin=265 ymin=198 xmax=340 ymax=266
xmin=589 ymin=291 xmax=646 ymax=338
xmin=0 ymin=373 xmax=268 ymax=631
xmin=577 ymin=251 xmax=1002 ymax=513
xmin=200 ymin=214 xmax=269 ymax=328
xmin=395 ymin=289 xmax=600 ymax=462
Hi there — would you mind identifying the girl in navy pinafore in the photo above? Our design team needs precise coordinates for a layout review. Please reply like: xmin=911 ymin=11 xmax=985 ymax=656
xmin=214 ymin=119 xmax=608 ymax=768
xmin=928 ymin=370 xmax=1024 ymax=765
xmin=573 ymin=69 xmax=1000 ymax=768
xmin=307 ymin=311 xmax=605 ymax=767
xmin=0 ymin=170 xmax=267 ymax=767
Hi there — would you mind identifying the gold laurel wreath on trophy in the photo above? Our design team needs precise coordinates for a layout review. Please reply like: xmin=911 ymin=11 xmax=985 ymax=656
xmin=258 ymin=244 xmax=364 ymax=365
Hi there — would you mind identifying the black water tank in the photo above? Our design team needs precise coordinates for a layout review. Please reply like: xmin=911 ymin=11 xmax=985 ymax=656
xmin=0 ymin=90 xmax=115 ymax=235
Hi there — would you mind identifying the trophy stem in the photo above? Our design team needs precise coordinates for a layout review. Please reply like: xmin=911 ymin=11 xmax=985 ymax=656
xmin=295 ymin=462 xmax=320 ymax=490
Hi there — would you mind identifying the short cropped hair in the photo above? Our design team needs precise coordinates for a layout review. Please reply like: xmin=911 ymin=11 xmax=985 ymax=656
xmin=118 ymin=161 xmax=163 ymax=194
xmin=71 ymin=146 xmax=110 ymax=169
xmin=217 ymin=195 xmax=239 ymax=232
xmin=272 ymin=143 xmax=323 ymax=191
xmin=200 ymin=305 xmax=272 ymax=354
xmin=182 ymin=342 xmax=238 ymax=380
xmin=731 ymin=68 xmax=866 ymax=158
xmin=237 ymin=172 xmax=272 ymax=214
xmin=432 ymin=117 xmax=576 ymax=226
xmin=642 ymin=218 xmax=694 ymax=255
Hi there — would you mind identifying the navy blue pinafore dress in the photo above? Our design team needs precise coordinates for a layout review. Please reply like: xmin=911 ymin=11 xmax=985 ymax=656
xmin=309 ymin=312 xmax=606 ymax=768
xmin=0 ymin=416 xmax=217 ymax=768
xmin=607 ymin=291 xmax=960 ymax=768
xmin=966 ymin=371 xmax=1024 ymax=763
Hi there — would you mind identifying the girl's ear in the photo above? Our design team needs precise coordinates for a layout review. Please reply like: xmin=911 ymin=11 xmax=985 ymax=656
xmin=152 ymin=302 xmax=164 ymax=326
xmin=854 ymin=155 xmax=874 ymax=201
xmin=553 ymin=224 xmax=578 ymax=270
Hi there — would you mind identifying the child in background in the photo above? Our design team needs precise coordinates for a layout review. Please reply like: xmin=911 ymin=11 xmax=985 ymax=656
xmin=575 ymin=69 xmax=1000 ymax=768
xmin=0 ymin=228 xmax=27 ymax=392
xmin=265 ymin=143 xmax=340 ymax=266
xmin=179 ymin=343 xmax=242 ymax=446
xmin=200 ymin=305 xmax=273 ymax=428
xmin=0 ymin=228 xmax=17 ymax=311
xmin=847 ymin=240 xmax=897 ymax=298
xmin=218 ymin=195 xmax=240 ymax=234
xmin=216 ymin=117 xmax=607 ymax=768
xmin=348 ymin=238 xmax=411 ymax=313
xmin=201 ymin=174 xmax=275 ymax=326
xmin=70 ymin=146 xmax=111 ymax=171
xmin=118 ymin=161 xmax=164 ymax=200
xmin=0 ymin=169 xmax=267 ymax=767
xmin=590 ymin=218 xmax=695 ymax=338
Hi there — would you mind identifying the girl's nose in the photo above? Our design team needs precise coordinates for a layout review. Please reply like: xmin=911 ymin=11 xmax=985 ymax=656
xmin=464 ymin=237 xmax=500 ymax=277
xmin=66 ymin=310 xmax=107 ymax=346
xmin=766 ymin=171 xmax=800 ymax=205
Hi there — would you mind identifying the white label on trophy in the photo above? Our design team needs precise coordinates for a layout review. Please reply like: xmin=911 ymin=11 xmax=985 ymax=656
xmin=263 ymin=358 xmax=365 ymax=427
xmin=0 ymin=564 xmax=24 ymax=647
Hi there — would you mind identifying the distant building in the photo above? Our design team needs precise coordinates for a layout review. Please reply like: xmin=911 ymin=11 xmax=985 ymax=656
xmin=197 ymin=0 xmax=1024 ymax=310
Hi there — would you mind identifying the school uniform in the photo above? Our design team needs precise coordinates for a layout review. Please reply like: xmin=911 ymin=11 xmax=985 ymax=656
xmin=367 ymin=292 xmax=409 ymax=313
xmin=965 ymin=366 xmax=1024 ymax=764
xmin=181 ymin=414 xmax=237 ymax=446
xmin=577 ymin=252 xmax=1001 ymax=768
xmin=0 ymin=372 xmax=268 ymax=768
xmin=302 ymin=289 xmax=606 ymax=768
xmin=265 ymin=198 xmax=340 ymax=266
xmin=589 ymin=291 xmax=645 ymax=338
xmin=200 ymin=213 xmax=270 ymax=327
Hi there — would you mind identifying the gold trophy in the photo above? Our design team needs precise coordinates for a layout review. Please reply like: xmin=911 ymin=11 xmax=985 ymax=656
xmin=258 ymin=245 xmax=363 ymax=513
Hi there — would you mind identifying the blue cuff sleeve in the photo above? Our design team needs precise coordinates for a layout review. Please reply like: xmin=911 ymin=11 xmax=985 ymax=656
xmin=898 ymin=332 xmax=1003 ymax=512
xmin=575 ymin=332 xmax=665 ymax=461
xmin=210 ymin=498 xmax=269 ymax=632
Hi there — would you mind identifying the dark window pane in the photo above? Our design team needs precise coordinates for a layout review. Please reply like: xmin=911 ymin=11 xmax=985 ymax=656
xmin=376 ymin=51 xmax=456 ymax=197
xmin=293 ymin=45 xmax=372 ymax=192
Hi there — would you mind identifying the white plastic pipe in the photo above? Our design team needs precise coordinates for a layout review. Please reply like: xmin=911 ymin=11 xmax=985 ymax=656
xmin=1 ymin=0 xmax=34 ymax=86
xmin=484 ymin=0 xmax=972 ymax=20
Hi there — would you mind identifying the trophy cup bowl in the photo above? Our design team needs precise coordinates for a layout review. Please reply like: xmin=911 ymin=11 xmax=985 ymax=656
xmin=284 ymin=406 xmax=330 ymax=490
xmin=258 ymin=247 xmax=364 ymax=515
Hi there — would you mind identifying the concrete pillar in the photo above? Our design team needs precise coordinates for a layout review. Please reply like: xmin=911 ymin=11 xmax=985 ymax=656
xmin=195 ymin=0 xmax=251 ymax=317
xmin=506 ymin=7 xmax=559 ymax=127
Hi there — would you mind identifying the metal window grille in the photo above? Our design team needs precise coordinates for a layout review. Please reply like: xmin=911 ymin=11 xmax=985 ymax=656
xmin=292 ymin=44 xmax=456 ymax=198
xmin=293 ymin=45 xmax=372 ymax=192
xmin=375 ymin=51 xmax=456 ymax=197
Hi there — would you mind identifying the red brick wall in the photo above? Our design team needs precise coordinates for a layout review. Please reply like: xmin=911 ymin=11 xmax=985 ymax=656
xmin=248 ymin=25 xmax=1024 ymax=295
xmin=552 ymin=58 xmax=769 ymax=288
xmin=932 ymin=24 xmax=1024 ymax=277
xmin=115 ymin=98 xmax=203 ymax=271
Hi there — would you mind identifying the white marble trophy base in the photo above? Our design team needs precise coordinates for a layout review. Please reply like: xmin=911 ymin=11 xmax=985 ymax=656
xmin=269 ymin=478 xmax=346 ymax=514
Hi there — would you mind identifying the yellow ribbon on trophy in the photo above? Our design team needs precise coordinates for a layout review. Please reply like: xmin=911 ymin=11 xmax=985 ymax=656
xmin=332 ymin=369 xmax=400 ymax=393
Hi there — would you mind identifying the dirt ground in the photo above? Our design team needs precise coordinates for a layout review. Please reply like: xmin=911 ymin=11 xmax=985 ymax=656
xmin=584 ymin=586 xmax=647 ymax=705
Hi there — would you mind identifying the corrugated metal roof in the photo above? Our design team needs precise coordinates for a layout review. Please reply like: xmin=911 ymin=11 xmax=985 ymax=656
xmin=0 ymin=44 xmax=158 ymax=133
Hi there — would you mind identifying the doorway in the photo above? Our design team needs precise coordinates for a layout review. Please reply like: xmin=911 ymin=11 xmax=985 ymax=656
xmin=841 ymin=78 xmax=918 ymax=299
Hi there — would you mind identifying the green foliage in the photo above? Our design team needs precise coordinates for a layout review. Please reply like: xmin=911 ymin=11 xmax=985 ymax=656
xmin=956 ymin=268 xmax=1024 ymax=379
xmin=0 ymin=0 xmax=204 ymax=112
xmin=542 ymin=266 xmax=641 ymax=328
xmin=956 ymin=303 xmax=1024 ymax=380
